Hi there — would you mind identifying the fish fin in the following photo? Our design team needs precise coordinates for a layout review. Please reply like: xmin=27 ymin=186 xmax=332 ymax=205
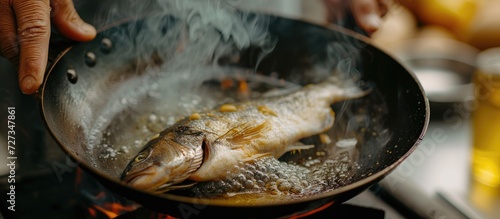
xmin=167 ymin=182 xmax=198 ymax=190
xmin=311 ymin=77 xmax=373 ymax=104
xmin=220 ymin=120 xmax=271 ymax=149
xmin=184 ymin=143 xmax=204 ymax=177
xmin=156 ymin=182 xmax=198 ymax=193
xmin=285 ymin=142 xmax=315 ymax=153
xmin=241 ymin=152 xmax=273 ymax=162
xmin=160 ymin=141 xmax=204 ymax=190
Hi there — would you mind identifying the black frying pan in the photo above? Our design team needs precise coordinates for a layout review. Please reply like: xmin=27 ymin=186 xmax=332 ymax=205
xmin=40 ymin=12 xmax=428 ymax=218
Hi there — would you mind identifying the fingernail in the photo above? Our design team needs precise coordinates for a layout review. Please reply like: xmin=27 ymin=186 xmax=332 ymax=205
xmin=81 ymin=22 xmax=96 ymax=34
xmin=21 ymin=75 xmax=37 ymax=95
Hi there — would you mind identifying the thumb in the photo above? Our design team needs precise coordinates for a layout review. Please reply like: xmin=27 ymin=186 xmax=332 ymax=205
xmin=51 ymin=0 xmax=96 ymax=41
xmin=350 ymin=0 xmax=383 ymax=35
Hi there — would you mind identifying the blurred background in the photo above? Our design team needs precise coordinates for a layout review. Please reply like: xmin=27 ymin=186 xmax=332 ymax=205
xmin=247 ymin=1 xmax=500 ymax=218
xmin=1 ymin=0 xmax=500 ymax=218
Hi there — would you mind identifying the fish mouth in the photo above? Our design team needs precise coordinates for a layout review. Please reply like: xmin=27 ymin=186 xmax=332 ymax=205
xmin=122 ymin=166 xmax=156 ymax=185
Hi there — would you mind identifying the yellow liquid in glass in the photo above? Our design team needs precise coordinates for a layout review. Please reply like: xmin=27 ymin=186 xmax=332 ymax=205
xmin=472 ymin=71 xmax=500 ymax=188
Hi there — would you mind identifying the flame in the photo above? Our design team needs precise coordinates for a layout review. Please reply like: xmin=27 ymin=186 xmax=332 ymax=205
xmin=88 ymin=203 xmax=181 ymax=219
xmin=105 ymin=202 xmax=137 ymax=215
xmin=89 ymin=202 xmax=138 ymax=218
xmin=88 ymin=207 xmax=97 ymax=218
xmin=76 ymin=167 xmax=139 ymax=218
xmin=92 ymin=204 xmax=119 ymax=218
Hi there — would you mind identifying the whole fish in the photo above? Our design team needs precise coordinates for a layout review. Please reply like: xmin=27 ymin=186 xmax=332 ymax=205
xmin=120 ymin=78 xmax=369 ymax=193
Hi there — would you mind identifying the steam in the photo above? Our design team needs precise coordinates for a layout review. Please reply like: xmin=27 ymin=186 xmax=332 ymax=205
xmin=94 ymin=0 xmax=275 ymax=66
xmin=80 ymin=0 xmax=279 ymax=152
xmin=92 ymin=0 xmax=277 ymax=111
xmin=84 ymin=0 xmax=373 ymax=141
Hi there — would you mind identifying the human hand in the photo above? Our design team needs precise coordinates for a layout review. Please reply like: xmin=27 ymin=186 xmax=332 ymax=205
xmin=323 ymin=0 xmax=392 ymax=35
xmin=0 ymin=0 xmax=96 ymax=94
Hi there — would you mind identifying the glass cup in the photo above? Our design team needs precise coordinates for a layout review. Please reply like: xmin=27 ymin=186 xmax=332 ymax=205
xmin=471 ymin=47 xmax=500 ymax=212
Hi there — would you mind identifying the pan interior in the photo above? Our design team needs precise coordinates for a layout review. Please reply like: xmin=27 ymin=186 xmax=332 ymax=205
xmin=42 ymin=13 xmax=427 ymax=206
xmin=93 ymin=67 xmax=391 ymax=201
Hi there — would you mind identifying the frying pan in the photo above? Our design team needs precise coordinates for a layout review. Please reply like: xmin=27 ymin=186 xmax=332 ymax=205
xmin=40 ymin=12 xmax=429 ymax=218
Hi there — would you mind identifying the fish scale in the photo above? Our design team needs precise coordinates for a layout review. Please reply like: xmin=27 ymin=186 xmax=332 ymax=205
xmin=188 ymin=151 xmax=358 ymax=201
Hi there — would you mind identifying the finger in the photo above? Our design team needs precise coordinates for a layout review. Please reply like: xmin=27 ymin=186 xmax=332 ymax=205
xmin=13 ymin=0 xmax=51 ymax=94
xmin=350 ymin=0 xmax=383 ymax=35
xmin=0 ymin=0 xmax=20 ymax=65
xmin=51 ymin=0 xmax=96 ymax=41
xmin=378 ymin=0 xmax=393 ymax=17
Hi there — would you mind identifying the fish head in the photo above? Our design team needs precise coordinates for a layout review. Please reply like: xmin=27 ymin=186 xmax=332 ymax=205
xmin=120 ymin=127 xmax=204 ymax=193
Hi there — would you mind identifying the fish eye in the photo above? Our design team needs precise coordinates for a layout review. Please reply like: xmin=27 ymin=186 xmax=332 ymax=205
xmin=134 ymin=148 xmax=151 ymax=163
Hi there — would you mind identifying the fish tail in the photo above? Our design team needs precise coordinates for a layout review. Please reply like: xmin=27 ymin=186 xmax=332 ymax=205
xmin=308 ymin=77 xmax=372 ymax=104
